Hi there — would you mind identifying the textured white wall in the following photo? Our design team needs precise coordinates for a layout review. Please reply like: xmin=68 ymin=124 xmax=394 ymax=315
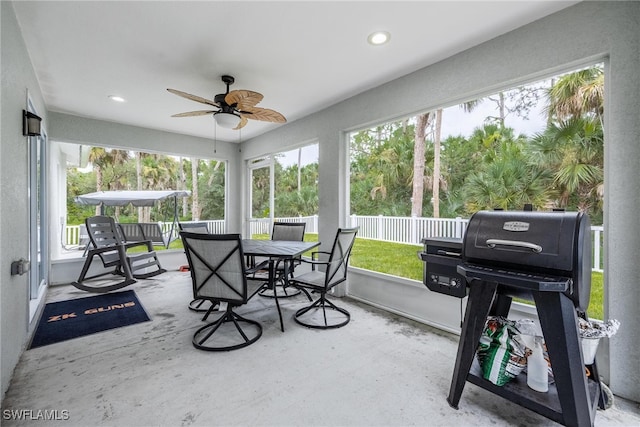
xmin=0 ymin=1 xmax=49 ymax=400
xmin=242 ymin=2 xmax=640 ymax=401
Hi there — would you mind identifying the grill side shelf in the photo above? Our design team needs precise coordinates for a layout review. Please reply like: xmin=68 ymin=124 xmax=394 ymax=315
xmin=457 ymin=264 xmax=570 ymax=293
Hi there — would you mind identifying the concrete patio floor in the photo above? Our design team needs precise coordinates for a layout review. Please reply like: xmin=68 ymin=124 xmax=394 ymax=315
xmin=2 ymin=270 xmax=639 ymax=427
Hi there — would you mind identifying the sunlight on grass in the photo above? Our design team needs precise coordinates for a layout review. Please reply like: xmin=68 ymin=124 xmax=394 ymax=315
xmin=349 ymin=238 xmax=604 ymax=320
xmin=350 ymin=238 xmax=422 ymax=281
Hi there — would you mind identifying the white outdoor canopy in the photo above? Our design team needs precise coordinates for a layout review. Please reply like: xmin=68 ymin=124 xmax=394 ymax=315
xmin=75 ymin=190 xmax=191 ymax=207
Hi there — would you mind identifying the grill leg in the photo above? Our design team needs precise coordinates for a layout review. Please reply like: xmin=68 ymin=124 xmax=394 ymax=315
xmin=534 ymin=291 xmax=595 ymax=427
xmin=447 ymin=280 xmax=498 ymax=409
xmin=489 ymin=293 xmax=512 ymax=317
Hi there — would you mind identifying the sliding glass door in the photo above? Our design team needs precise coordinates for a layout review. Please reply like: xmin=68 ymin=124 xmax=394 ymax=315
xmin=247 ymin=157 xmax=274 ymax=238
xmin=29 ymin=125 xmax=48 ymax=302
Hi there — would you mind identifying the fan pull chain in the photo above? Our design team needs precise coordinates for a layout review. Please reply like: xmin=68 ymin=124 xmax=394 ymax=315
xmin=214 ymin=120 xmax=217 ymax=153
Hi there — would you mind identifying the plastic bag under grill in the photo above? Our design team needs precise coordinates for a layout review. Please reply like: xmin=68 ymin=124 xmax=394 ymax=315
xmin=476 ymin=316 xmax=527 ymax=386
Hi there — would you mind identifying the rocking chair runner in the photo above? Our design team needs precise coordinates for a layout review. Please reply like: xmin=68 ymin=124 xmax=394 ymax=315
xmin=71 ymin=216 xmax=166 ymax=293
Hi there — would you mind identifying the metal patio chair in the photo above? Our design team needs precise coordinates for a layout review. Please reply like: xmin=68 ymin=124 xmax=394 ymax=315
xmin=253 ymin=222 xmax=307 ymax=298
xmin=181 ymin=232 xmax=268 ymax=351
xmin=290 ymin=227 xmax=358 ymax=329
xmin=71 ymin=216 xmax=166 ymax=293
xmin=178 ymin=222 xmax=217 ymax=312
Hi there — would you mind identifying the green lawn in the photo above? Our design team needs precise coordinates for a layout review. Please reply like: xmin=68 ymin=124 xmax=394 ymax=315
xmin=156 ymin=234 xmax=604 ymax=319
xmin=348 ymin=237 xmax=605 ymax=320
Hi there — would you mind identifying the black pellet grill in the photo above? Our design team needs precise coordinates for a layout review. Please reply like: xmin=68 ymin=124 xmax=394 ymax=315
xmin=419 ymin=237 xmax=466 ymax=298
xmin=432 ymin=210 xmax=605 ymax=427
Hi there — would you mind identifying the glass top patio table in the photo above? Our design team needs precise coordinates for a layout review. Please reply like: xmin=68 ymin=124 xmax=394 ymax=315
xmin=242 ymin=239 xmax=320 ymax=331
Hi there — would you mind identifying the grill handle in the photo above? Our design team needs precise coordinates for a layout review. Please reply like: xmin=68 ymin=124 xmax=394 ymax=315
xmin=437 ymin=250 xmax=461 ymax=257
xmin=486 ymin=239 xmax=543 ymax=253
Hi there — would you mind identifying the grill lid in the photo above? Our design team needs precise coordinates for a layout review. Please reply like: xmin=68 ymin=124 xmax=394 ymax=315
xmin=461 ymin=210 xmax=591 ymax=311
xmin=463 ymin=210 xmax=587 ymax=273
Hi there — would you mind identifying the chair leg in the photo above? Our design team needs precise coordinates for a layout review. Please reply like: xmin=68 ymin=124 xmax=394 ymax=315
xmin=259 ymin=275 xmax=302 ymax=299
xmin=294 ymin=293 xmax=350 ymax=329
xmin=259 ymin=260 xmax=302 ymax=299
xmin=192 ymin=306 xmax=263 ymax=351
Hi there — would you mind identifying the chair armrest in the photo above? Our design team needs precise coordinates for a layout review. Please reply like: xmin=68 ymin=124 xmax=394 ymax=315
xmin=310 ymin=251 xmax=331 ymax=261
xmin=300 ymin=255 xmax=331 ymax=271
xmin=87 ymin=244 xmax=125 ymax=256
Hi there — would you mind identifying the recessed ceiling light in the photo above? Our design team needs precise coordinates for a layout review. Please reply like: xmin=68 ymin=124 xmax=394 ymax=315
xmin=367 ymin=31 xmax=390 ymax=46
xmin=108 ymin=95 xmax=126 ymax=102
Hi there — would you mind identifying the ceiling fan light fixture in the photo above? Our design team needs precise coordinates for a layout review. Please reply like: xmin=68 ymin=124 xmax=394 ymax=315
xmin=367 ymin=31 xmax=390 ymax=45
xmin=214 ymin=111 xmax=241 ymax=129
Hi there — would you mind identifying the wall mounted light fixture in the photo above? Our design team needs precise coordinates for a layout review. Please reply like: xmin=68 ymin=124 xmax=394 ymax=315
xmin=23 ymin=110 xmax=42 ymax=136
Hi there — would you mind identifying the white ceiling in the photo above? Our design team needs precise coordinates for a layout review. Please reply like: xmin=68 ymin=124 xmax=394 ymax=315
xmin=13 ymin=1 xmax=578 ymax=143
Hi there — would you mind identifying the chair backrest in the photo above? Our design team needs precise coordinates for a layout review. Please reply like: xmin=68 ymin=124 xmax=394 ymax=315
xmin=118 ymin=223 xmax=146 ymax=243
xmin=85 ymin=216 xmax=126 ymax=265
xmin=324 ymin=227 xmax=359 ymax=288
xmin=179 ymin=222 xmax=210 ymax=234
xmin=138 ymin=223 xmax=169 ymax=246
xmin=181 ymin=232 xmax=248 ymax=304
xmin=271 ymin=222 xmax=306 ymax=242
xmin=86 ymin=216 xmax=124 ymax=248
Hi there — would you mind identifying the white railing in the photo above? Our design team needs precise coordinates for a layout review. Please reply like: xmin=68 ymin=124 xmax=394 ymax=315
xmin=248 ymin=215 xmax=319 ymax=236
xmin=63 ymin=216 xmax=604 ymax=272
xmin=346 ymin=215 xmax=604 ymax=273
xmin=169 ymin=220 xmax=226 ymax=235
xmin=64 ymin=219 xmax=226 ymax=247
xmin=350 ymin=215 xmax=468 ymax=243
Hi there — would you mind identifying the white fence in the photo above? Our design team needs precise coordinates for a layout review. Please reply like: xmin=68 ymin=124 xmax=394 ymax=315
xmin=347 ymin=215 xmax=604 ymax=273
xmin=64 ymin=215 xmax=604 ymax=272
xmin=248 ymin=215 xmax=319 ymax=236
xmin=350 ymin=215 xmax=467 ymax=243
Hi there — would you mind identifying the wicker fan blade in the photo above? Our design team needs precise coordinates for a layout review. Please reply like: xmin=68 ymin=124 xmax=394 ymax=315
xmin=234 ymin=116 xmax=249 ymax=130
xmin=241 ymin=106 xmax=287 ymax=123
xmin=171 ymin=110 xmax=217 ymax=117
xmin=225 ymin=90 xmax=264 ymax=109
xmin=167 ymin=88 xmax=219 ymax=107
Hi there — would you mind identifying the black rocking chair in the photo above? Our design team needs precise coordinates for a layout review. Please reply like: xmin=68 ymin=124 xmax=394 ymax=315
xmin=290 ymin=227 xmax=358 ymax=329
xmin=71 ymin=216 xmax=166 ymax=293
xmin=181 ymin=232 xmax=268 ymax=351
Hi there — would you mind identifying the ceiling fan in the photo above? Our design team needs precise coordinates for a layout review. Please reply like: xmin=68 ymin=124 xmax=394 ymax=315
xmin=167 ymin=75 xmax=286 ymax=130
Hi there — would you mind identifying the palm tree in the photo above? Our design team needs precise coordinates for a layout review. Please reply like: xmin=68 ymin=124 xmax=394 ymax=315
xmin=411 ymin=113 xmax=430 ymax=217
xmin=463 ymin=125 xmax=550 ymax=213
xmin=136 ymin=152 xmax=144 ymax=221
xmin=179 ymin=157 xmax=188 ymax=218
xmin=545 ymin=66 xmax=604 ymax=126
xmin=464 ymin=151 xmax=550 ymax=213
xmin=87 ymin=147 xmax=110 ymax=215
xmin=107 ymin=149 xmax=130 ymax=221
xmin=432 ymin=109 xmax=443 ymax=218
xmin=529 ymin=117 xmax=603 ymax=218
xmin=191 ymin=158 xmax=200 ymax=221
